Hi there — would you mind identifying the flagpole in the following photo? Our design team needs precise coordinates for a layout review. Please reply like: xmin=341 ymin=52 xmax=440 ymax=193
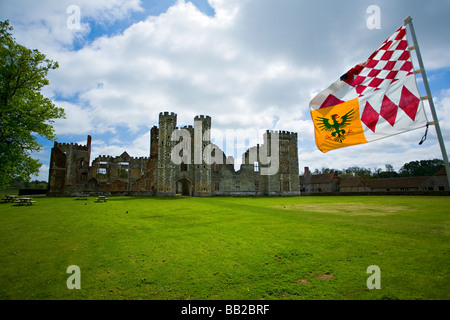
xmin=404 ymin=16 xmax=450 ymax=191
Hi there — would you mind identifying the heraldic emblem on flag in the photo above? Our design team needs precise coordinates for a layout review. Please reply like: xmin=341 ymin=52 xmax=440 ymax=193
xmin=310 ymin=24 xmax=428 ymax=153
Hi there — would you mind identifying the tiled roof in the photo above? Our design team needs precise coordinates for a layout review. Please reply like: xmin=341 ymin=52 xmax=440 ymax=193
xmin=300 ymin=173 xmax=338 ymax=184
xmin=434 ymin=167 xmax=447 ymax=176
xmin=366 ymin=177 xmax=428 ymax=188
xmin=339 ymin=176 xmax=363 ymax=187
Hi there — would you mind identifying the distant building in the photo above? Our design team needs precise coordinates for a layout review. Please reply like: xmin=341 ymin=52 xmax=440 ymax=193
xmin=425 ymin=167 xmax=449 ymax=191
xmin=366 ymin=171 xmax=448 ymax=192
xmin=299 ymin=166 xmax=448 ymax=194
xmin=299 ymin=167 xmax=339 ymax=194
xmin=365 ymin=177 xmax=430 ymax=192
xmin=339 ymin=176 xmax=370 ymax=193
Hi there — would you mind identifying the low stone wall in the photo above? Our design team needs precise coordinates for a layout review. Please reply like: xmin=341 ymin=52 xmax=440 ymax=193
xmin=19 ymin=189 xmax=49 ymax=196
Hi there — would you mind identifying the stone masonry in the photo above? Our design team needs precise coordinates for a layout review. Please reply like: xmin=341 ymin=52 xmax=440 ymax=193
xmin=47 ymin=112 xmax=300 ymax=196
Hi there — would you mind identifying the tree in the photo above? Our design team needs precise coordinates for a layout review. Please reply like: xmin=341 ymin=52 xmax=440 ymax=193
xmin=399 ymin=159 xmax=444 ymax=177
xmin=342 ymin=166 xmax=372 ymax=178
xmin=371 ymin=164 xmax=398 ymax=179
xmin=0 ymin=20 xmax=64 ymax=187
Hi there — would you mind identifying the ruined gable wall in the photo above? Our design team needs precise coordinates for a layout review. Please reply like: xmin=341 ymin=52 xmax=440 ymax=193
xmin=210 ymin=130 xmax=301 ymax=196
xmin=91 ymin=153 xmax=149 ymax=193
xmin=47 ymin=136 xmax=91 ymax=196
xmin=47 ymin=146 xmax=67 ymax=195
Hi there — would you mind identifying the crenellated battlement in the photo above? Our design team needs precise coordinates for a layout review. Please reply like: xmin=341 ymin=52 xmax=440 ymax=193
xmin=94 ymin=155 xmax=149 ymax=161
xmin=265 ymin=129 xmax=298 ymax=137
xmin=159 ymin=112 xmax=177 ymax=129
xmin=160 ymin=111 xmax=176 ymax=116
xmin=159 ymin=112 xmax=177 ymax=122
xmin=54 ymin=136 xmax=92 ymax=152
xmin=194 ymin=115 xmax=211 ymax=120
xmin=54 ymin=141 xmax=89 ymax=149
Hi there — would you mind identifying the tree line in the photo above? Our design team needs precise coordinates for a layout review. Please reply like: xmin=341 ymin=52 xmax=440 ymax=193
xmin=7 ymin=177 xmax=48 ymax=190
xmin=311 ymin=159 xmax=445 ymax=179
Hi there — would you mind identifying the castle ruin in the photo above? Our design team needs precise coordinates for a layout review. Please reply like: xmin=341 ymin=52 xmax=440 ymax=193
xmin=47 ymin=112 xmax=300 ymax=197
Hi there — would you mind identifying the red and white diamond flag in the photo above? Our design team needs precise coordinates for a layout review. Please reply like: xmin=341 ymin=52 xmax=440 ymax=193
xmin=310 ymin=24 xmax=428 ymax=153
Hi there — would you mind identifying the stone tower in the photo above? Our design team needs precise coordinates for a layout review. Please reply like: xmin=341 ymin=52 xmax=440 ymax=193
xmin=193 ymin=115 xmax=212 ymax=196
xmin=263 ymin=130 xmax=300 ymax=196
xmin=157 ymin=112 xmax=177 ymax=196
xmin=280 ymin=130 xmax=300 ymax=195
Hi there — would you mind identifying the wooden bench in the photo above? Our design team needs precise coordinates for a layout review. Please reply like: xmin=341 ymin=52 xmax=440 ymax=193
xmin=95 ymin=196 xmax=109 ymax=202
xmin=14 ymin=198 xmax=36 ymax=206
xmin=2 ymin=195 xmax=18 ymax=202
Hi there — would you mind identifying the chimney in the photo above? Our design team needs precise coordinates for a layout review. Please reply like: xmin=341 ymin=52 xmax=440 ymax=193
xmin=304 ymin=167 xmax=310 ymax=177
xmin=86 ymin=135 xmax=92 ymax=164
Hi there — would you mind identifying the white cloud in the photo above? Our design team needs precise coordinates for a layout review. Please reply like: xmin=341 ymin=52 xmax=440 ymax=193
xmin=43 ymin=0 xmax=329 ymax=137
xmin=52 ymin=101 xmax=94 ymax=135
xmin=90 ymin=131 xmax=150 ymax=161
xmin=32 ymin=164 xmax=50 ymax=182
xmin=0 ymin=0 xmax=143 ymax=53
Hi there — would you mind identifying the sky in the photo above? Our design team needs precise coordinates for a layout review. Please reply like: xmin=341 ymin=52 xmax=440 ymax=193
xmin=1 ymin=0 xmax=450 ymax=181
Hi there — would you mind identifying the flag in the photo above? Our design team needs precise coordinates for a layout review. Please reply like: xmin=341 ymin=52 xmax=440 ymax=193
xmin=310 ymin=24 xmax=428 ymax=153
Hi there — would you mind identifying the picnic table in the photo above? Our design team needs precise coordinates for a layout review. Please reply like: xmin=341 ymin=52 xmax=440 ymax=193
xmin=76 ymin=194 xmax=89 ymax=200
xmin=2 ymin=195 xmax=18 ymax=202
xmin=95 ymin=196 xmax=109 ymax=202
xmin=14 ymin=197 xmax=36 ymax=206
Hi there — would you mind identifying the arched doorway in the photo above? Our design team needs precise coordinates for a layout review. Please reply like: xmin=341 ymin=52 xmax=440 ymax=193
xmin=176 ymin=178 xmax=193 ymax=196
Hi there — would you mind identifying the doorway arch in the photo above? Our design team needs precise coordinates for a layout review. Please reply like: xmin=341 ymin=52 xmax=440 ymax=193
xmin=176 ymin=178 xmax=193 ymax=196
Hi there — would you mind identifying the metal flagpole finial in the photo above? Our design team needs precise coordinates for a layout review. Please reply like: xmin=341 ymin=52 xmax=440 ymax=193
xmin=404 ymin=16 xmax=413 ymax=25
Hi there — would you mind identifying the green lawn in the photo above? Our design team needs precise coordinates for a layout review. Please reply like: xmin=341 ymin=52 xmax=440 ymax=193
xmin=0 ymin=195 xmax=448 ymax=300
